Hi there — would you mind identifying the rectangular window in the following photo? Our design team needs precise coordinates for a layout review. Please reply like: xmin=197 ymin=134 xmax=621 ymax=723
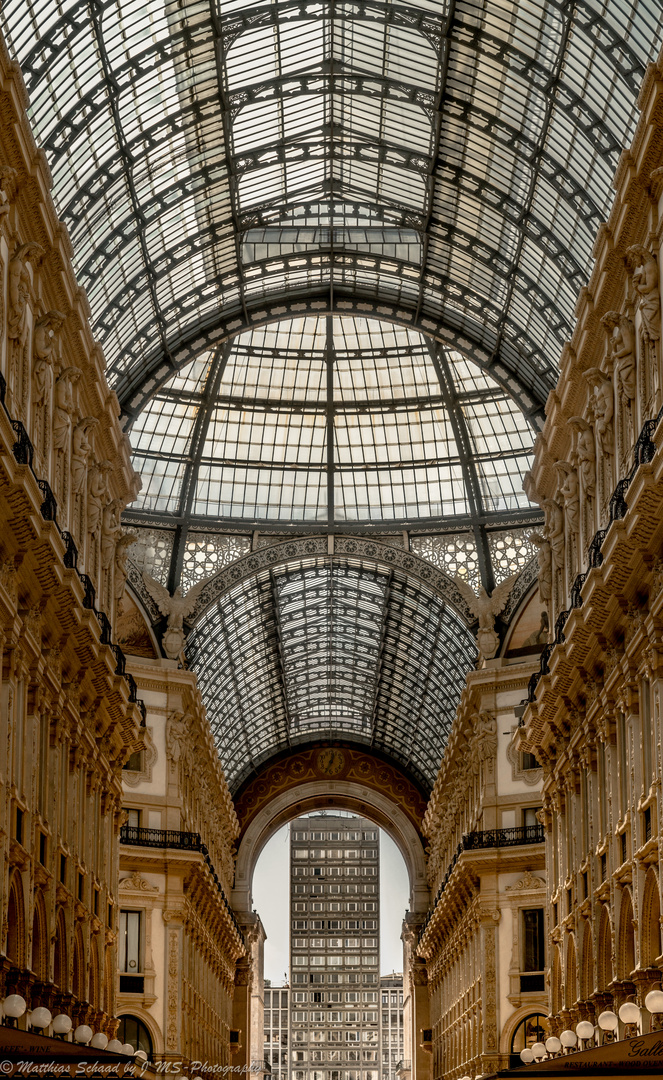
xmin=522 ymin=908 xmax=545 ymax=972
xmin=617 ymin=711 xmax=628 ymax=813
xmin=126 ymin=808 xmax=141 ymax=829
xmin=644 ymin=806 xmax=652 ymax=843
xmin=642 ymin=678 xmax=652 ymax=786
xmin=119 ymin=909 xmax=144 ymax=992
xmin=39 ymin=832 xmax=47 ymax=866
xmin=119 ymin=910 xmax=142 ymax=972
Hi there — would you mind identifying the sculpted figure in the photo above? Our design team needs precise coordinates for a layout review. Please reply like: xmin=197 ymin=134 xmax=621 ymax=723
xmin=166 ymin=711 xmax=191 ymax=764
xmin=543 ymin=498 xmax=565 ymax=570
xmin=453 ymin=573 xmax=518 ymax=661
xmin=114 ymin=530 xmax=137 ymax=602
xmin=8 ymin=242 xmax=44 ymax=345
xmin=33 ymin=312 xmax=66 ymax=406
xmin=472 ymin=711 xmax=497 ymax=762
xmin=569 ymin=417 xmax=596 ymax=498
xmin=585 ymin=368 xmax=614 ymax=455
xmin=87 ymin=460 xmax=113 ymax=537
xmin=71 ymin=417 xmax=98 ymax=494
xmin=601 ymin=310 xmax=636 ymax=403
xmin=101 ymin=499 xmax=123 ymax=569
xmin=0 ymin=165 xmax=16 ymax=223
xmin=143 ymin=574 xmax=211 ymax=660
xmin=554 ymin=461 xmax=579 ymax=535
xmin=626 ymin=244 xmax=660 ymax=342
xmin=529 ymin=531 xmax=552 ymax=605
xmin=53 ymin=366 xmax=81 ymax=450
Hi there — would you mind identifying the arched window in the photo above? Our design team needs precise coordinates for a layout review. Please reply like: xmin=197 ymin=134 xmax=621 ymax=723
xmin=565 ymin=934 xmax=577 ymax=1009
xmin=641 ymin=869 xmax=662 ymax=967
xmin=618 ymin=889 xmax=635 ymax=981
xmin=116 ymin=1016 xmax=153 ymax=1056
xmin=89 ymin=937 xmax=100 ymax=1010
xmin=598 ymin=906 xmax=613 ymax=992
xmin=510 ymin=1014 xmax=547 ymax=1068
xmin=6 ymin=872 xmax=25 ymax=967
xmin=73 ymin=926 xmax=85 ymax=1002
xmin=580 ymin=920 xmax=594 ymax=1001
xmin=551 ymin=945 xmax=562 ymax=1015
xmin=54 ymin=908 xmax=67 ymax=991
xmin=32 ymin=892 xmax=48 ymax=981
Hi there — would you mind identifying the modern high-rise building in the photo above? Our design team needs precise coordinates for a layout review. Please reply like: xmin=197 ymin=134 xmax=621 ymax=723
xmin=264 ymin=982 xmax=290 ymax=1080
xmin=289 ymin=813 xmax=381 ymax=1080
xmin=379 ymin=976 xmax=404 ymax=1080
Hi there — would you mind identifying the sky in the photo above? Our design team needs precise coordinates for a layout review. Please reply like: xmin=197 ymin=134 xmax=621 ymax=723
xmin=252 ymin=817 xmax=410 ymax=984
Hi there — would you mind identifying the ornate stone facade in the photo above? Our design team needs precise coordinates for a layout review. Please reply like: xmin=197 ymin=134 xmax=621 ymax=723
xmin=520 ymin=52 xmax=663 ymax=1034
xmin=0 ymin=34 xmax=143 ymax=1034
xmin=118 ymin=659 xmax=245 ymax=1066
xmin=419 ymin=652 xmax=546 ymax=1080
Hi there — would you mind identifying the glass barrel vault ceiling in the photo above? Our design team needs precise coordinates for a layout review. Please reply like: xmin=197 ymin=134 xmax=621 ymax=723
xmin=3 ymin=0 xmax=662 ymax=421
xmin=128 ymin=314 xmax=535 ymax=526
xmin=186 ymin=554 xmax=478 ymax=793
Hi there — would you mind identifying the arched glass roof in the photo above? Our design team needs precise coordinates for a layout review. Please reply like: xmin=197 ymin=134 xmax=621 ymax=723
xmin=3 ymin=0 xmax=662 ymax=420
xmin=187 ymin=553 xmax=477 ymax=793
xmin=128 ymin=314 xmax=535 ymax=528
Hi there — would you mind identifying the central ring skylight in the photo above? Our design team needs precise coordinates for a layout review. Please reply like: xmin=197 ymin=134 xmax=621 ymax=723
xmin=128 ymin=315 xmax=535 ymax=527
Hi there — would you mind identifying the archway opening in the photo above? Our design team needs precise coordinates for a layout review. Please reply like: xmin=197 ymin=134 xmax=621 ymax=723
xmin=250 ymin=804 xmax=414 ymax=1080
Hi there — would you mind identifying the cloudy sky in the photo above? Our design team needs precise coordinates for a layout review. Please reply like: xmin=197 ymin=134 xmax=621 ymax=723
xmin=253 ymin=820 xmax=410 ymax=984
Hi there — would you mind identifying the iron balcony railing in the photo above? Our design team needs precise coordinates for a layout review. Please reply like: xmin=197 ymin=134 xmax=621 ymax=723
xmin=462 ymin=823 xmax=544 ymax=849
xmin=120 ymin=824 xmax=244 ymax=943
xmin=419 ymin=824 xmax=544 ymax=940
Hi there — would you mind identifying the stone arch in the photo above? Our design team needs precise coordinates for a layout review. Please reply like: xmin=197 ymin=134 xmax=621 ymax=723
xmin=31 ymin=890 xmax=48 ymax=981
xmin=500 ymin=1008 xmax=548 ymax=1057
xmin=551 ymin=945 xmax=562 ymax=1015
xmin=6 ymin=871 xmax=25 ymax=968
xmin=73 ymin=924 xmax=85 ymax=1001
xmin=565 ymin=934 xmax=577 ymax=1009
xmin=617 ymin=888 xmax=636 ymax=980
xmin=54 ymin=908 xmax=67 ymax=991
xmin=641 ymin=867 xmax=662 ymax=968
xmin=116 ymin=1009 xmax=162 ymax=1055
xmin=597 ymin=905 xmax=613 ymax=992
xmin=580 ymin=919 xmax=594 ymax=1000
xmin=233 ymin=777 xmax=429 ymax=917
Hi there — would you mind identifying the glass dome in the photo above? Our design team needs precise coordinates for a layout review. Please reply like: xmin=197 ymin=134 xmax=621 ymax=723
xmin=128 ymin=314 xmax=535 ymax=528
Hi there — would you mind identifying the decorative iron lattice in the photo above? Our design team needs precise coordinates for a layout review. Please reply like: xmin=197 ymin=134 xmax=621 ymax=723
xmin=488 ymin=529 xmax=536 ymax=584
xmin=410 ymin=532 xmax=480 ymax=591
xmin=127 ymin=528 xmax=174 ymax=585
xmin=180 ymin=532 xmax=251 ymax=591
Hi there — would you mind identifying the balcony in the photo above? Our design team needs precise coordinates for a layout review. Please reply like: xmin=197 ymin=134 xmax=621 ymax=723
xmin=120 ymin=824 xmax=243 ymax=942
xmin=420 ymin=825 xmax=544 ymax=940
xmin=463 ymin=824 xmax=544 ymax=850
